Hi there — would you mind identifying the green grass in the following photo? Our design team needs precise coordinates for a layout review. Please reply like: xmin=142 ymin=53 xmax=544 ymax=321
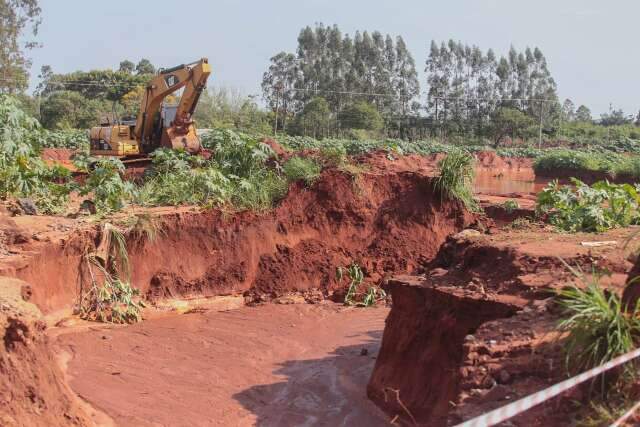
xmin=282 ymin=156 xmax=322 ymax=186
xmin=433 ymin=149 xmax=478 ymax=211
xmin=557 ymin=264 xmax=640 ymax=383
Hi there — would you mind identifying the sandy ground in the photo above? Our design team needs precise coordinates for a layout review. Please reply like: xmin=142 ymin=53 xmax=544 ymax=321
xmin=54 ymin=303 xmax=390 ymax=427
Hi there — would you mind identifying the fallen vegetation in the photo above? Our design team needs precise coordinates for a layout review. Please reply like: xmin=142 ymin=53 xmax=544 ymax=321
xmin=80 ymin=224 xmax=145 ymax=324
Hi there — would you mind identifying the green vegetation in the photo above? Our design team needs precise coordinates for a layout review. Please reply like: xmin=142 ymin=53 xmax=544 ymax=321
xmin=433 ymin=149 xmax=478 ymax=211
xmin=502 ymin=199 xmax=520 ymax=213
xmin=80 ymin=224 xmax=145 ymax=324
xmin=534 ymin=150 xmax=610 ymax=176
xmin=558 ymin=274 xmax=640 ymax=377
xmin=0 ymin=94 xmax=72 ymax=213
xmin=557 ymin=264 xmax=640 ymax=416
xmin=338 ymin=263 xmax=386 ymax=307
xmin=534 ymin=150 xmax=640 ymax=181
xmin=76 ymin=157 xmax=136 ymax=212
xmin=282 ymin=156 xmax=322 ymax=186
xmin=490 ymin=107 xmax=536 ymax=147
xmin=536 ymin=179 xmax=640 ymax=232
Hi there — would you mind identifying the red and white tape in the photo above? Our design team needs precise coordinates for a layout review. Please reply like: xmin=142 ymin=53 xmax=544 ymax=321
xmin=611 ymin=399 xmax=640 ymax=427
xmin=455 ymin=347 xmax=640 ymax=427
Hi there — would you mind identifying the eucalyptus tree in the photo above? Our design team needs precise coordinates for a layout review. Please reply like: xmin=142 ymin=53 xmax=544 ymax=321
xmin=0 ymin=0 xmax=41 ymax=93
xmin=262 ymin=24 xmax=420 ymax=136
xmin=261 ymin=52 xmax=301 ymax=132
xmin=575 ymin=105 xmax=592 ymax=122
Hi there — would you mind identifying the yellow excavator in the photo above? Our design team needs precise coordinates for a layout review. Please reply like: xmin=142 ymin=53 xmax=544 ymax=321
xmin=89 ymin=58 xmax=211 ymax=162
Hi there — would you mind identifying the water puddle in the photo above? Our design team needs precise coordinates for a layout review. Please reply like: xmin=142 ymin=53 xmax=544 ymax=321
xmin=473 ymin=168 xmax=550 ymax=195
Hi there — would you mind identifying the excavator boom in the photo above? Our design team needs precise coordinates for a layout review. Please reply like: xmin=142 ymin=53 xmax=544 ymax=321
xmin=135 ymin=58 xmax=211 ymax=153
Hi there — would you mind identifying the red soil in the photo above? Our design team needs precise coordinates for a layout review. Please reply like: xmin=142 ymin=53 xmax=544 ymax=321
xmin=55 ymin=303 xmax=390 ymax=426
xmin=368 ymin=226 xmax=638 ymax=426
xmin=0 ymin=277 xmax=91 ymax=427
xmin=40 ymin=148 xmax=75 ymax=162
xmin=4 ymin=151 xmax=638 ymax=426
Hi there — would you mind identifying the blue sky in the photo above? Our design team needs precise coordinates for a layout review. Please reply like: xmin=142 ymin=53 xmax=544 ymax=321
xmin=29 ymin=0 xmax=639 ymax=116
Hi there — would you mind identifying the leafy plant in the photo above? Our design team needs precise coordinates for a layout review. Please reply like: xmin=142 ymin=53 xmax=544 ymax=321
xmin=339 ymin=263 xmax=364 ymax=306
xmin=0 ymin=94 xmax=72 ymax=213
xmin=76 ymin=157 xmax=136 ymax=212
xmin=337 ymin=263 xmax=385 ymax=307
xmin=228 ymin=170 xmax=288 ymax=211
xmin=319 ymin=141 xmax=348 ymax=166
xmin=137 ymin=152 xmax=229 ymax=208
xmin=433 ymin=149 xmax=478 ymax=211
xmin=201 ymin=128 xmax=275 ymax=177
xmin=362 ymin=286 xmax=387 ymax=307
xmin=282 ymin=156 xmax=321 ymax=186
xmin=502 ymin=199 xmax=520 ymax=213
xmin=536 ymin=179 xmax=640 ymax=232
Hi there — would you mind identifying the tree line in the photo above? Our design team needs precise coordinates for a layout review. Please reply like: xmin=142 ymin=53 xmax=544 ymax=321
xmin=262 ymin=24 xmax=640 ymax=142
xmin=261 ymin=24 xmax=419 ymax=138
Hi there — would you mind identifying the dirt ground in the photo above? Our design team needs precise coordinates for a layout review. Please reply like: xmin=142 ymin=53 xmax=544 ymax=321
xmin=55 ymin=303 xmax=390 ymax=427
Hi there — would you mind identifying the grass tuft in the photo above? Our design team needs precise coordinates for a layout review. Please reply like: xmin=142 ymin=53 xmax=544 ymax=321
xmin=433 ymin=149 xmax=478 ymax=211
xmin=557 ymin=263 xmax=640 ymax=390
xmin=282 ymin=156 xmax=322 ymax=186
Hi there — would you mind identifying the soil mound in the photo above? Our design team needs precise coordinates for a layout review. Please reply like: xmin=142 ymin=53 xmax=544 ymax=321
xmin=0 ymin=277 xmax=91 ymax=426
xmin=474 ymin=151 xmax=532 ymax=170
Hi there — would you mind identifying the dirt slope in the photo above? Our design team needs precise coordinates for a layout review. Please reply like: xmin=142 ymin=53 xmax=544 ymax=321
xmin=1 ymin=161 xmax=474 ymax=314
xmin=0 ymin=277 xmax=91 ymax=427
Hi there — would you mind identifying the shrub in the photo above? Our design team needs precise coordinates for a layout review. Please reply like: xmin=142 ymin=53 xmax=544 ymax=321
xmin=0 ymin=94 xmax=72 ymax=213
xmin=536 ymin=179 xmax=640 ymax=232
xmin=77 ymin=157 xmax=135 ymax=212
xmin=319 ymin=141 xmax=348 ymax=166
xmin=282 ymin=156 xmax=321 ymax=186
xmin=201 ymin=128 xmax=275 ymax=177
xmin=502 ymin=199 xmax=519 ymax=213
xmin=39 ymin=129 xmax=88 ymax=150
xmin=433 ymin=149 xmax=478 ymax=211
xmin=229 ymin=170 xmax=288 ymax=211
xmin=533 ymin=150 xmax=608 ymax=175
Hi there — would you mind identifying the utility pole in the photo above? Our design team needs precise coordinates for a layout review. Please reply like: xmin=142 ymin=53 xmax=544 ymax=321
xmin=538 ymin=100 xmax=543 ymax=150
xmin=273 ymin=84 xmax=281 ymax=137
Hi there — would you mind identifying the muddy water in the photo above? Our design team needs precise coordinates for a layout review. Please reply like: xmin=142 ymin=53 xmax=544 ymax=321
xmin=473 ymin=167 xmax=550 ymax=195
xmin=55 ymin=304 xmax=390 ymax=427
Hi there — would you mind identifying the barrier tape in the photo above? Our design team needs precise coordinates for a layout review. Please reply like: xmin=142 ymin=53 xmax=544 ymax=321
xmin=611 ymin=400 xmax=640 ymax=427
xmin=455 ymin=347 xmax=640 ymax=427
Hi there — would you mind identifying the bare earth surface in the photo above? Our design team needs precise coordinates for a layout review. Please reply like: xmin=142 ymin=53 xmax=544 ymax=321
xmin=54 ymin=303 xmax=390 ymax=427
